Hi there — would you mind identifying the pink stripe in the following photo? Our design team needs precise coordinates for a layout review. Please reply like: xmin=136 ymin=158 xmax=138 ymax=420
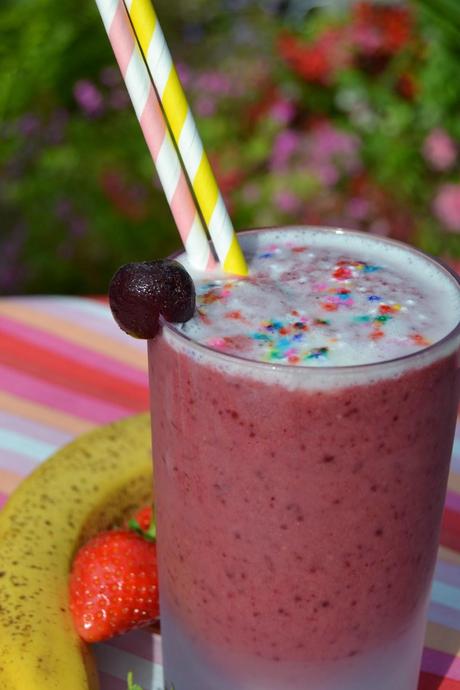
xmin=0 ymin=448 xmax=37 ymax=476
xmin=108 ymin=0 xmax=134 ymax=76
xmin=140 ymin=86 xmax=167 ymax=160
xmin=445 ymin=490 xmax=460 ymax=512
xmin=206 ymin=251 xmax=217 ymax=270
xmin=0 ymin=493 xmax=8 ymax=509
xmin=0 ymin=315 xmax=147 ymax=386
xmin=106 ymin=629 xmax=162 ymax=664
xmin=170 ymin=173 xmax=198 ymax=243
xmin=12 ymin=297 xmax=146 ymax=351
xmin=99 ymin=672 xmax=127 ymax=690
xmin=422 ymin=647 xmax=460 ymax=680
xmin=0 ymin=364 xmax=131 ymax=424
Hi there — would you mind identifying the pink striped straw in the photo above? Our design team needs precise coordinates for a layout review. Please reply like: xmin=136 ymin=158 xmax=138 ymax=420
xmin=94 ymin=0 xmax=216 ymax=271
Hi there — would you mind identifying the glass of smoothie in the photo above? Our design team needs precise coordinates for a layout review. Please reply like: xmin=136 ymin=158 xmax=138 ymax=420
xmin=148 ymin=226 xmax=460 ymax=690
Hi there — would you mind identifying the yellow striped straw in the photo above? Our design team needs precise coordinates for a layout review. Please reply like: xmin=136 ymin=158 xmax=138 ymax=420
xmin=123 ymin=0 xmax=248 ymax=276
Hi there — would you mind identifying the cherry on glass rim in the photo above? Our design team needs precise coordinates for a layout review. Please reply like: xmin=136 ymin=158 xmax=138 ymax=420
xmin=109 ymin=259 xmax=196 ymax=339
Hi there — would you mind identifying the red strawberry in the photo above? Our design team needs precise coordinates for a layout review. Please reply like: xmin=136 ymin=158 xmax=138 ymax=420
xmin=69 ymin=528 xmax=159 ymax=643
xmin=130 ymin=504 xmax=154 ymax=533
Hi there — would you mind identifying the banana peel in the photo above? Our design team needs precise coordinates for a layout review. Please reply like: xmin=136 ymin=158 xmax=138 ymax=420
xmin=0 ymin=413 xmax=153 ymax=690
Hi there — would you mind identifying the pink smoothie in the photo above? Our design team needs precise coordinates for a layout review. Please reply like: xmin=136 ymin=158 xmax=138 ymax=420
xmin=148 ymin=228 xmax=460 ymax=690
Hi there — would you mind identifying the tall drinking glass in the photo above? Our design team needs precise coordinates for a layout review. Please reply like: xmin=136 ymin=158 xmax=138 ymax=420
xmin=148 ymin=227 xmax=460 ymax=690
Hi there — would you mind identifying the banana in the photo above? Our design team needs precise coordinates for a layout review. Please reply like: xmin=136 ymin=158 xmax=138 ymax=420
xmin=0 ymin=412 xmax=153 ymax=690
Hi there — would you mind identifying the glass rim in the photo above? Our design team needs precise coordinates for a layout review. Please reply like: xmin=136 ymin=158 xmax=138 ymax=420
xmin=160 ymin=225 xmax=460 ymax=374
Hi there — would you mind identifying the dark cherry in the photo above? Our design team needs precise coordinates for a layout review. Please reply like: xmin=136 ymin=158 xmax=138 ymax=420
xmin=109 ymin=259 xmax=196 ymax=339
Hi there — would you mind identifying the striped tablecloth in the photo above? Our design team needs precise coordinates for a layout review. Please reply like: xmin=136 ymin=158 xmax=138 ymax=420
xmin=0 ymin=295 xmax=459 ymax=690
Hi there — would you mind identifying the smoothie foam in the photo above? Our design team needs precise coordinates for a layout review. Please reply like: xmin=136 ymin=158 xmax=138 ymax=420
xmin=177 ymin=228 xmax=460 ymax=369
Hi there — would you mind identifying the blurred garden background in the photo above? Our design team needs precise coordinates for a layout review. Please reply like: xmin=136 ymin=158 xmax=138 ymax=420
xmin=1 ymin=0 xmax=460 ymax=294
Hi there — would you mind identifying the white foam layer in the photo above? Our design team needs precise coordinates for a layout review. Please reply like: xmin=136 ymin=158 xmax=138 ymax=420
xmin=163 ymin=228 xmax=460 ymax=388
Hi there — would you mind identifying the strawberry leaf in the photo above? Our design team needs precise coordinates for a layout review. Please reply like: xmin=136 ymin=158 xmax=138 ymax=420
xmin=128 ymin=516 xmax=157 ymax=542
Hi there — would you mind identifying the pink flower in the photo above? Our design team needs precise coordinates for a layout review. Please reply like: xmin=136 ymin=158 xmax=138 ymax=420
xmin=196 ymin=71 xmax=232 ymax=95
xmin=195 ymin=96 xmax=217 ymax=118
xmin=346 ymin=197 xmax=371 ymax=221
xmin=269 ymin=99 xmax=296 ymax=125
xmin=275 ymin=190 xmax=302 ymax=214
xmin=176 ymin=62 xmax=192 ymax=87
xmin=74 ymin=80 xmax=104 ymax=117
xmin=270 ymin=130 xmax=301 ymax=170
xmin=309 ymin=123 xmax=360 ymax=163
xmin=423 ymin=129 xmax=457 ymax=172
xmin=433 ymin=184 xmax=460 ymax=232
xmin=305 ymin=123 xmax=362 ymax=186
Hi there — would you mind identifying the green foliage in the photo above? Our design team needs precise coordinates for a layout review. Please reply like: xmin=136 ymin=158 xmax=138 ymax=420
xmin=2 ymin=0 xmax=460 ymax=294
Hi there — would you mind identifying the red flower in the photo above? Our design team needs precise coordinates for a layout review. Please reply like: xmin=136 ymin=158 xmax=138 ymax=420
xmin=396 ymin=73 xmax=418 ymax=101
xmin=278 ymin=28 xmax=350 ymax=86
xmin=351 ymin=2 xmax=413 ymax=58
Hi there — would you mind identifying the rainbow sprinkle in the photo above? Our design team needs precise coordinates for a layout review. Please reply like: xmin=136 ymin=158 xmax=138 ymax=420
xmin=180 ymin=241 xmax=439 ymax=366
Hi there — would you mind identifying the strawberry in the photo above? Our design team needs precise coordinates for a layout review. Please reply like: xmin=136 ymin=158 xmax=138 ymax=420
xmin=129 ymin=504 xmax=155 ymax=535
xmin=69 ymin=527 xmax=159 ymax=643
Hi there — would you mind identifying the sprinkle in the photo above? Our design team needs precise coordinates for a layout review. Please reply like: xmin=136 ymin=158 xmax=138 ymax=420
xmin=225 ymin=310 xmax=243 ymax=320
xmin=333 ymin=266 xmax=353 ymax=281
xmin=207 ymin=337 xmax=226 ymax=349
xmin=252 ymin=333 xmax=271 ymax=342
xmin=313 ymin=282 xmax=328 ymax=292
xmin=321 ymin=302 xmax=338 ymax=312
xmin=202 ymin=291 xmax=223 ymax=305
xmin=305 ymin=347 xmax=329 ymax=360
xmin=379 ymin=304 xmax=400 ymax=315
xmin=197 ymin=308 xmax=211 ymax=325
xmin=188 ymin=241 xmax=436 ymax=366
xmin=411 ymin=333 xmax=431 ymax=347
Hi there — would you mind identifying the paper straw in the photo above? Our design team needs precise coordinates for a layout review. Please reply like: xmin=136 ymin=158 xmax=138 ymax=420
xmin=123 ymin=0 xmax=249 ymax=276
xmin=94 ymin=0 xmax=216 ymax=272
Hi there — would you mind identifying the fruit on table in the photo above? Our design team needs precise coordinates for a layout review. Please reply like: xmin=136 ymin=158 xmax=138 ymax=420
xmin=129 ymin=503 xmax=155 ymax=536
xmin=109 ymin=259 xmax=196 ymax=339
xmin=0 ymin=413 xmax=152 ymax=690
xmin=69 ymin=525 xmax=159 ymax=643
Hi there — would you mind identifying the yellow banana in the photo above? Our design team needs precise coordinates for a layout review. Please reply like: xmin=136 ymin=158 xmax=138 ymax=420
xmin=0 ymin=412 xmax=152 ymax=690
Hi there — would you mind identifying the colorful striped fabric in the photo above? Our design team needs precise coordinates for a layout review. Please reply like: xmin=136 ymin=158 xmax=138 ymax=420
xmin=0 ymin=295 xmax=459 ymax=690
